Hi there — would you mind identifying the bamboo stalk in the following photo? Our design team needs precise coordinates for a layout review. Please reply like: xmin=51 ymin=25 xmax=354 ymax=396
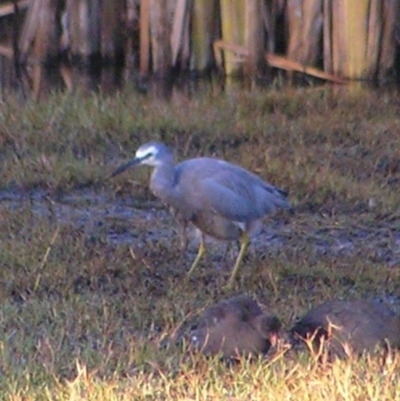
xmin=345 ymin=0 xmax=369 ymax=79
xmin=0 ymin=0 xmax=29 ymax=18
xmin=19 ymin=0 xmax=43 ymax=61
xmin=149 ymin=0 xmax=172 ymax=76
xmin=219 ymin=0 xmax=245 ymax=75
xmin=190 ymin=0 xmax=216 ymax=72
xmin=378 ymin=0 xmax=400 ymax=79
xmin=171 ymin=0 xmax=188 ymax=66
xmin=244 ymin=0 xmax=266 ymax=77
xmin=35 ymin=0 xmax=61 ymax=62
xmin=265 ymin=52 xmax=346 ymax=84
xmin=301 ymin=0 xmax=323 ymax=64
xmin=19 ymin=0 xmax=61 ymax=64
xmin=125 ymin=0 xmax=137 ymax=68
xmin=0 ymin=44 xmax=13 ymax=58
xmin=32 ymin=62 xmax=42 ymax=100
xmin=101 ymin=0 xmax=125 ymax=61
xmin=213 ymin=40 xmax=347 ymax=83
xmin=331 ymin=0 xmax=369 ymax=79
xmin=261 ymin=0 xmax=282 ymax=53
xmin=180 ymin=0 xmax=191 ymax=69
xmin=330 ymin=0 xmax=342 ymax=75
xmin=286 ymin=0 xmax=302 ymax=61
xmin=66 ymin=0 xmax=101 ymax=58
xmin=139 ymin=0 xmax=150 ymax=75
xmin=60 ymin=62 xmax=73 ymax=91
xmin=323 ymin=0 xmax=332 ymax=73
xmin=365 ymin=1 xmax=383 ymax=78
xmin=286 ymin=0 xmax=322 ymax=65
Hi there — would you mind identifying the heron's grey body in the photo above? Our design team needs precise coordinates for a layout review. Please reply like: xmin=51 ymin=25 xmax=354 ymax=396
xmin=111 ymin=142 xmax=290 ymax=286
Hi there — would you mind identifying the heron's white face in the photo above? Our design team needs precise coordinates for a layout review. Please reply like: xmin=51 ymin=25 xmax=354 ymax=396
xmin=135 ymin=144 xmax=161 ymax=166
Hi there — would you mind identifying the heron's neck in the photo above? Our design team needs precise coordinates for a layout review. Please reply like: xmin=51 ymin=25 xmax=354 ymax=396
xmin=149 ymin=162 xmax=176 ymax=202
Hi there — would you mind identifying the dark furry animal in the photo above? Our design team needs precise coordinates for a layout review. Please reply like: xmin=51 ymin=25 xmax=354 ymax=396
xmin=189 ymin=295 xmax=281 ymax=358
xmin=291 ymin=300 xmax=400 ymax=358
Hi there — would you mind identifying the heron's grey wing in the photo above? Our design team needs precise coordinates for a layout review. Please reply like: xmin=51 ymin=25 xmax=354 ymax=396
xmin=198 ymin=179 xmax=258 ymax=222
xmin=174 ymin=158 xmax=289 ymax=221
xmin=198 ymin=169 xmax=288 ymax=222
xmin=231 ymin=166 xmax=290 ymax=211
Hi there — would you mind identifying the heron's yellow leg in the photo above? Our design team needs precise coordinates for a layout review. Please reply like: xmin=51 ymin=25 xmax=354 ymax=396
xmin=227 ymin=232 xmax=250 ymax=288
xmin=187 ymin=235 xmax=206 ymax=276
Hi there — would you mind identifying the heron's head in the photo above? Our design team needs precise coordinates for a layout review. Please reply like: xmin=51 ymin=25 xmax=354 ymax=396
xmin=111 ymin=142 xmax=172 ymax=177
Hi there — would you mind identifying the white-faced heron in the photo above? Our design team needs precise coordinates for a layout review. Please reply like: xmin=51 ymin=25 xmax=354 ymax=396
xmin=111 ymin=141 xmax=290 ymax=287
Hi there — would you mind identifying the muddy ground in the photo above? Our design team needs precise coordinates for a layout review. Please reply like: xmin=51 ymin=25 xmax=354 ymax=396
xmin=2 ymin=187 xmax=399 ymax=292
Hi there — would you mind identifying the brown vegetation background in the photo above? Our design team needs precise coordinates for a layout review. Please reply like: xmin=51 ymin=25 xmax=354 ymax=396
xmin=0 ymin=0 xmax=400 ymax=82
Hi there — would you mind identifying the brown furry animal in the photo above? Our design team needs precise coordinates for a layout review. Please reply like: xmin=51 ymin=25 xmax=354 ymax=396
xmin=189 ymin=295 xmax=281 ymax=358
xmin=291 ymin=300 xmax=400 ymax=358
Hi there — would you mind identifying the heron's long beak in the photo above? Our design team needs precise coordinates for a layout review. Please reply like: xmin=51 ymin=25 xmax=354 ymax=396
xmin=110 ymin=157 xmax=143 ymax=178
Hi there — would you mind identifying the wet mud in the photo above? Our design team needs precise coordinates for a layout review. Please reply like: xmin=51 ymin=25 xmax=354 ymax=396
xmin=1 ymin=188 xmax=399 ymax=268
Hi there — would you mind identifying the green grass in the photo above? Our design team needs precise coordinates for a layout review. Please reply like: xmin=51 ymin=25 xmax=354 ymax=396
xmin=0 ymin=85 xmax=400 ymax=399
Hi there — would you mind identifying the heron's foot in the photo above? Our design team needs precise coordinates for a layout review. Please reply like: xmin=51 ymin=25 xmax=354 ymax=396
xmin=186 ymin=254 xmax=199 ymax=277
xmin=223 ymin=279 xmax=236 ymax=291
